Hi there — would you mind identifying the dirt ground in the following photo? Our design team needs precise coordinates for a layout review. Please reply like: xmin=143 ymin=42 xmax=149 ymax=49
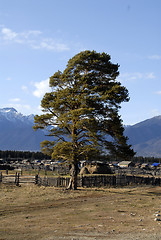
xmin=0 ymin=184 xmax=161 ymax=240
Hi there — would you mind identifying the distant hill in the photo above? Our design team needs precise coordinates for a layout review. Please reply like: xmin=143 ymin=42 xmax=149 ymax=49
xmin=1 ymin=108 xmax=161 ymax=157
xmin=0 ymin=108 xmax=48 ymax=151
xmin=124 ymin=116 xmax=161 ymax=157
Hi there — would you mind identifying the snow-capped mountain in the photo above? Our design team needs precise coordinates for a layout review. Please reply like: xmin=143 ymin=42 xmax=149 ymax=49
xmin=1 ymin=107 xmax=161 ymax=157
xmin=0 ymin=108 xmax=46 ymax=151
xmin=0 ymin=108 xmax=34 ymax=124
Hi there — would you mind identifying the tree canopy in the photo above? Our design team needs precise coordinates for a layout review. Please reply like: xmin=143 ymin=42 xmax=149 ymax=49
xmin=34 ymin=50 xmax=135 ymax=189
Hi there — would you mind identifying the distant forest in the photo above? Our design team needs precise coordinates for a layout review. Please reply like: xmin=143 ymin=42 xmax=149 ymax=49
xmin=0 ymin=150 xmax=50 ymax=160
xmin=132 ymin=156 xmax=161 ymax=164
xmin=0 ymin=150 xmax=161 ymax=163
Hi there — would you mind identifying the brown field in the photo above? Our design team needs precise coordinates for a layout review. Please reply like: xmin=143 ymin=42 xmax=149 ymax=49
xmin=0 ymin=184 xmax=161 ymax=240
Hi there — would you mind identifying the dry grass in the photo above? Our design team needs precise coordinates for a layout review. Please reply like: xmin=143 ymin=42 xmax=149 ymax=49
xmin=0 ymin=184 xmax=161 ymax=239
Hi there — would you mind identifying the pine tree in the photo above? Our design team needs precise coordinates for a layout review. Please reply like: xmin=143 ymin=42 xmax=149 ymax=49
xmin=34 ymin=50 xmax=135 ymax=189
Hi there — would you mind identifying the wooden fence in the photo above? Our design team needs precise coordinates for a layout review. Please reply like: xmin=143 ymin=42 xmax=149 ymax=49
xmin=35 ymin=174 xmax=161 ymax=188
xmin=1 ymin=172 xmax=161 ymax=187
xmin=0 ymin=172 xmax=35 ymax=185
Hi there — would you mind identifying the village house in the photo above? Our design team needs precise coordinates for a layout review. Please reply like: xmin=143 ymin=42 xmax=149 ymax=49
xmin=140 ymin=163 xmax=150 ymax=170
xmin=151 ymin=162 xmax=160 ymax=167
xmin=118 ymin=161 xmax=135 ymax=168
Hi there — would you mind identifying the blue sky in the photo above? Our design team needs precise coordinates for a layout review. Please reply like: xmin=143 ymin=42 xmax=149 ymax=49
xmin=0 ymin=0 xmax=161 ymax=125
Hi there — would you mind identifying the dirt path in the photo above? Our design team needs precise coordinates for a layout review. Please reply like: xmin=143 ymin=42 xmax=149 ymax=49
xmin=0 ymin=185 xmax=161 ymax=239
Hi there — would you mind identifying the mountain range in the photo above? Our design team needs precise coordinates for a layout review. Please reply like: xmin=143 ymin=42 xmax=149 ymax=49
xmin=124 ymin=116 xmax=161 ymax=157
xmin=0 ymin=108 xmax=47 ymax=152
xmin=0 ymin=107 xmax=161 ymax=157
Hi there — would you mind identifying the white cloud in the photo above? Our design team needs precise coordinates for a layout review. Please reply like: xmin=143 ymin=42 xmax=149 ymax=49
xmin=145 ymin=72 xmax=155 ymax=79
xmin=33 ymin=79 xmax=50 ymax=98
xmin=6 ymin=77 xmax=12 ymax=81
xmin=150 ymin=109 xmax=160 ymax=117
xmin=4 ymin=103 xmax=32 ymax=113
xmin=148 ymin=55 xmax=161 ymax=60
xmin=21 ymin=85 xmax=28 ymax=92
xmin=118 ymin=72 xmax=156 ymax=82
xmin=1 ymin=27 xmax=41 ymax=44
xmin=155 ymin=91 xmax=161 ymax=95
xmin=2 ymin=28 xmax=17 ymax=41
xmin=9 ymin=98 xmax=20 ymax=102
xmin=22 ymin=30 xmax=42 ymax=39
xmin=32 ymin=38 xmax=69 ymax=52
xmin=16 ymin=104 xmax=31 ymax=112
xmin=0 ymin=26 xmax=69 ymax=52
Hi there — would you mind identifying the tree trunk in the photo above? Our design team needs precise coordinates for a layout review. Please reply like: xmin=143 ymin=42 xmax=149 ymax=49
xmin=67 ymin=163 xmax=78 ymax=190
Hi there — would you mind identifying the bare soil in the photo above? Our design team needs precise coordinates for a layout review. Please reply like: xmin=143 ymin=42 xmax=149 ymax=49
xmin=0 ymin=184 xmax=161 ymax=239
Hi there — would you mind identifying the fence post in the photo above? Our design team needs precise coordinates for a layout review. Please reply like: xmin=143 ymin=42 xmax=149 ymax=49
xmin=43 ymin=176 xmax=48 ymax=186
xmin=0 ymin=172 xmax=2 ymax=183
xmin=15 ymin=172 xmax=17 ymax=184
xmin=16 ymin=173 xmax=20 ymax=186
xmin=80 ymin=174 xmax=84 ymax=187
xmin=35 ymin=174 xmax=39 ymax=185
xmin=57 ymin=177 xmax=61 ymax=187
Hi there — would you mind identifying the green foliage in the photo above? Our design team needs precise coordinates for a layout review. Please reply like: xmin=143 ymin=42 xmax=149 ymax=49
xmin=34 ymin=50 xmax=135 ymax=165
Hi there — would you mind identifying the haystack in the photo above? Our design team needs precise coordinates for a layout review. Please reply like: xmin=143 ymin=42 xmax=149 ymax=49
xmin=80 ymin=163 xmax=112 ymax=175
xmin=80 ymin=166 xmax=90 ymax=175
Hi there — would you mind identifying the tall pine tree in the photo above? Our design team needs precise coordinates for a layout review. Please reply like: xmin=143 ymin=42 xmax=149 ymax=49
xmin=34 ymin=50 xmax=135 ymax=189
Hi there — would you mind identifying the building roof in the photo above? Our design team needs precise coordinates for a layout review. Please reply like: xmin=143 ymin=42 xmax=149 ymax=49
xmin=118 ymin=161 xmax=132 ymax=166
xmin=141 ymin=163 xmax=149 ymax=167
xmin=152 ymin=163 xmax=160 ymax=167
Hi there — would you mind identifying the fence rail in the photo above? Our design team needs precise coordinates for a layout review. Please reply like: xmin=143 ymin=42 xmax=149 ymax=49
xmin=1 ymin=172 xmax=161 ymax=187
xmin=0 ymin=172 xmax=35 ymax=185
xmin=34 ymin=174 xmax=161 ymax=188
